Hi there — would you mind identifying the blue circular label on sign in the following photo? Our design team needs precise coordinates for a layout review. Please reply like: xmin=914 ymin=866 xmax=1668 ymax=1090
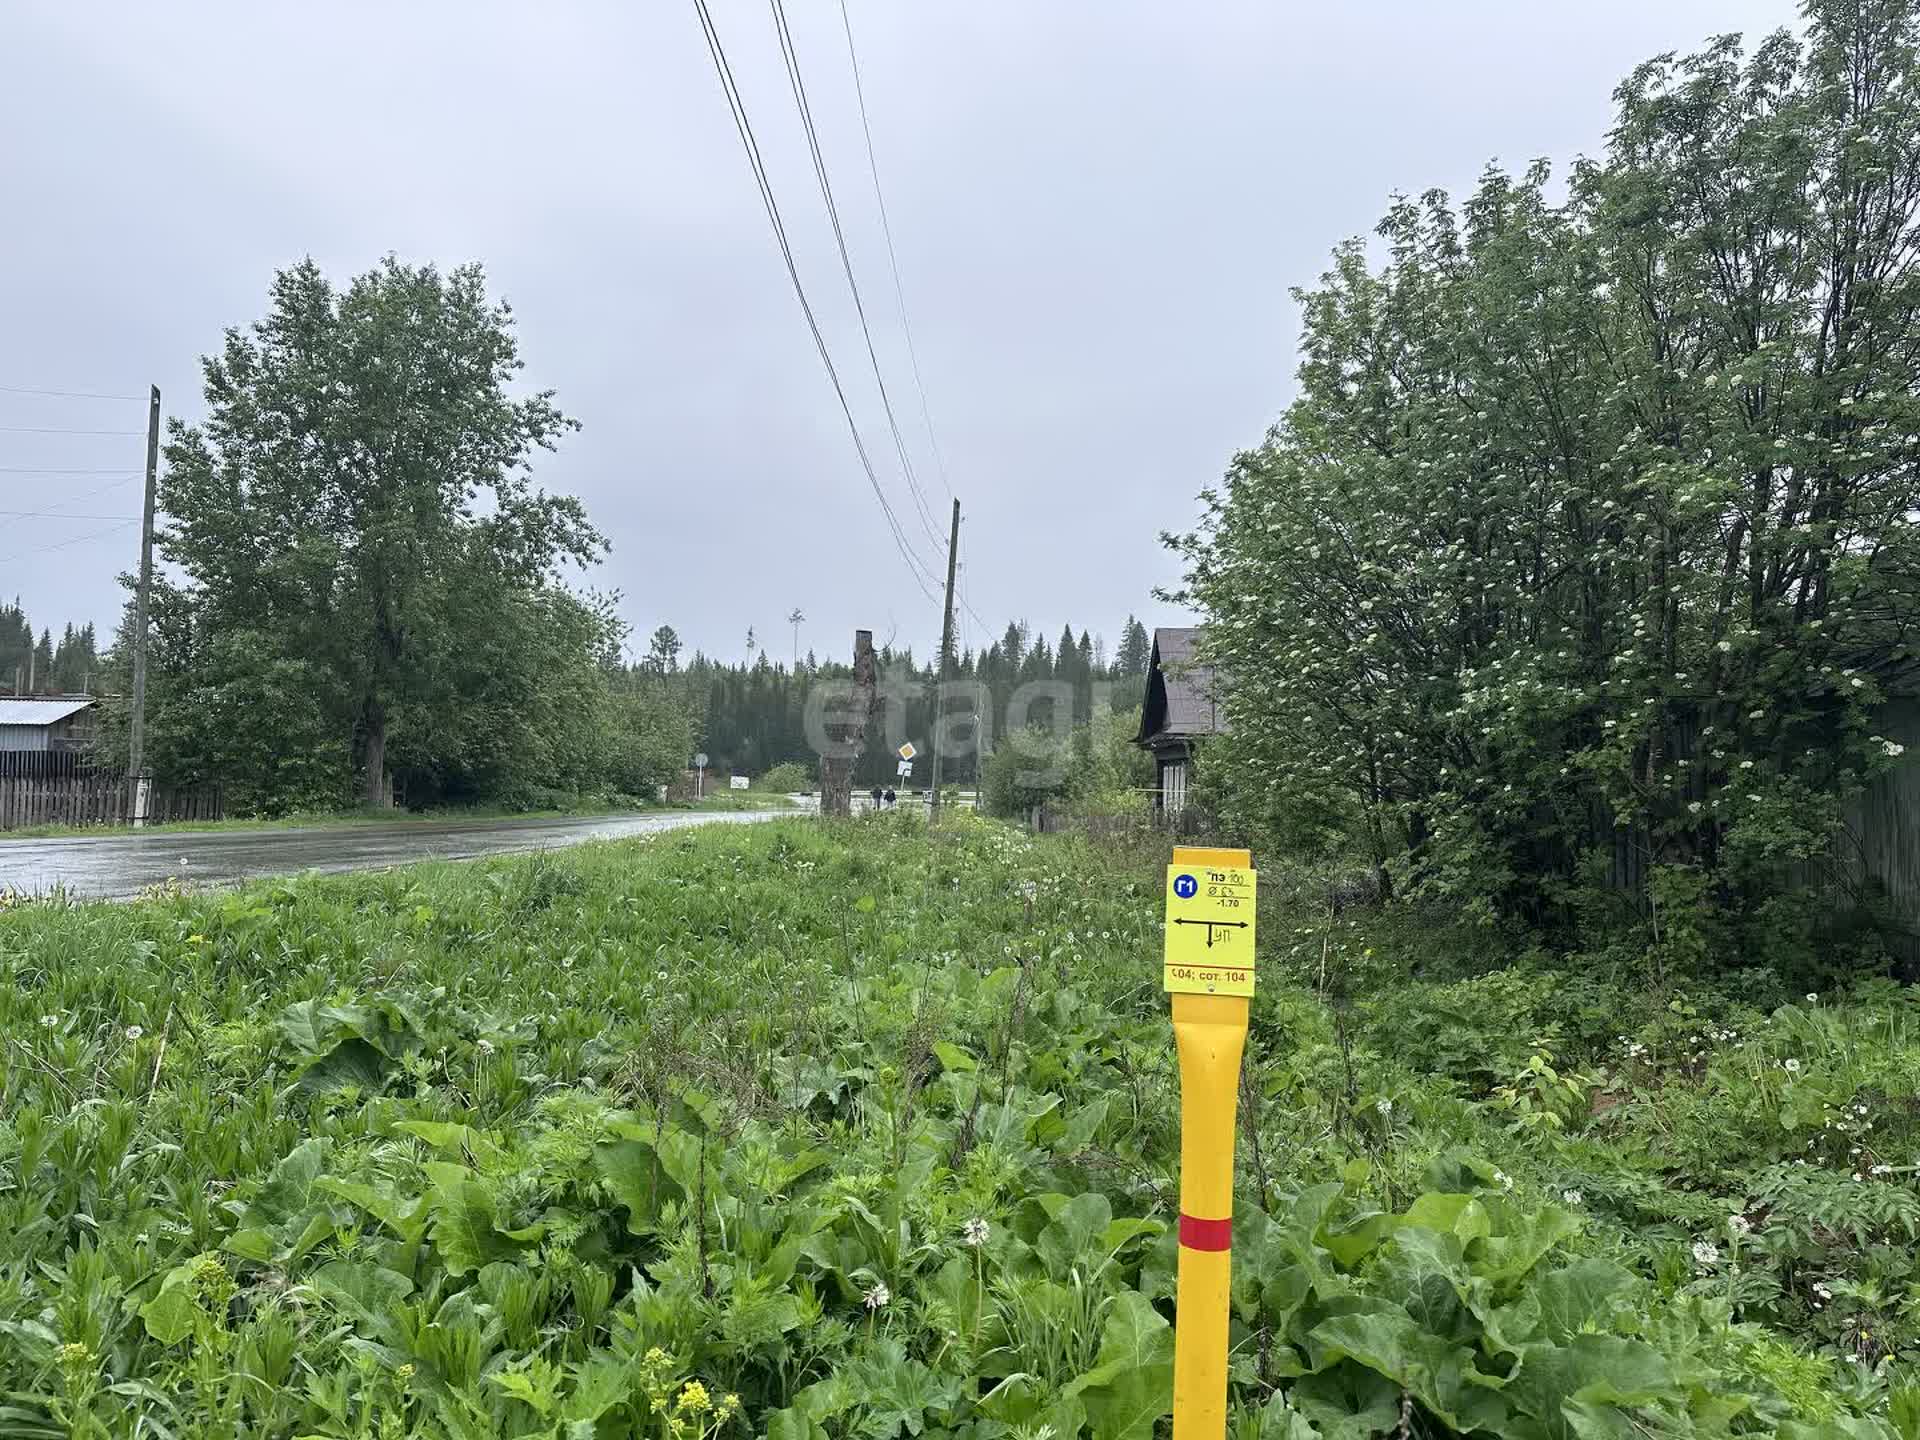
xmin=1173 ymin=873 xmax=1198 ymax=899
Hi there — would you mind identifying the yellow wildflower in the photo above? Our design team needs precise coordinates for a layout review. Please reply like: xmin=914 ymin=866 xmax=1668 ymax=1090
xmin=677 ymin=1380 xmax=712 ymax=1414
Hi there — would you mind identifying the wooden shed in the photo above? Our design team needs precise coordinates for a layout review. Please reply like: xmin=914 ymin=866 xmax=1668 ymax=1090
xmin=0 ymin=695 xmax=97 ymax=753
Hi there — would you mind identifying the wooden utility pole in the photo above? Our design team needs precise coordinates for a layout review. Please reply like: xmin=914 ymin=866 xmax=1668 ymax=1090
xmin=820 ymin=628 xmax=876 ymax=817
xmin=929 ymin=499 xmax=960 ymax=819
xmin=128 ymin=384 xmax=160 ymax=825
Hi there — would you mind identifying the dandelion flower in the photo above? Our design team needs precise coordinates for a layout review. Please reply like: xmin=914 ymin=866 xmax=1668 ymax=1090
xmin=1692 ymin=1240 xmax=1720 ymax=1267
xmin=1728 ymin=1215 xmax=1752 ymax=1237
xmin=476 ymin=1038 xmax=495 ymax=1056
xmin=863 ymin=1281 xmax=891 ymax=1310
xmin=1562 ymin=1190 xmax=1583 ymax=1206
xmin=1784 ymin=1058 xmax=1802 ymax=1073
xmin=962 ymin=1218 xmax=990 ymax=1247
xmin=39 ymin=1014 xmax=58 ymax=1028
xmin=125 ymin=1025 xmax=143 ymax=1041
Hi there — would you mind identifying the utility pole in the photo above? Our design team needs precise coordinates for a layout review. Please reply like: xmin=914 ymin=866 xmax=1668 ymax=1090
xmin=928 ymin=498 xmax=960 ymax=820
xmin=820 ymin=628 xmax=876 ymax=817
xmin=788 ymin=607 xmax=805 ymax=671
xmin=128 ymin=384 xmax=160 ymax=825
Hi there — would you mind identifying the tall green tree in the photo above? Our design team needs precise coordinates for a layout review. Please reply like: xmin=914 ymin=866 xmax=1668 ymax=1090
xmin=1116 ymin=617 xmax=1151 ymax=677
xmin=159 ymin=257 xmax=600 ymax=805
xmin=647 ymin=625 xmax=683 ymax=674
xmin=1176 ymin=0 xmax=1920 ymax=942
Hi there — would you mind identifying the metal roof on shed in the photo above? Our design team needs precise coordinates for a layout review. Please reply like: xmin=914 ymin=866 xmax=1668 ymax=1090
xmin=1135 ymin=627 xmax=1225 ymax=745
xmin=0 ymin=698 xmax=95 ymax=726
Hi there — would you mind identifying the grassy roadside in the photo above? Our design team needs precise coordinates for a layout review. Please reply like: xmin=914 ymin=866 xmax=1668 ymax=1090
xmin=0 ymin=792 xmax=794 ymax=842
xmin=1 ymin=814 xmax=1913 ymax=1436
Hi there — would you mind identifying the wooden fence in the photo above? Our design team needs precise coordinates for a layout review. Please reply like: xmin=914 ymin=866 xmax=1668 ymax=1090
xmin=0 ymin=751 xmax=224 ymax=831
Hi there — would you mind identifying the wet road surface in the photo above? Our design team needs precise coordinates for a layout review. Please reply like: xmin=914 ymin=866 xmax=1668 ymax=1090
xmin=0 ymin=809 xmax=790 ymax=900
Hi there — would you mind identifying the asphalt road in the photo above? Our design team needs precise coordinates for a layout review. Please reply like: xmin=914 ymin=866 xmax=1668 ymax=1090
xmin=0 ymin=809 xmax=790 ymax=900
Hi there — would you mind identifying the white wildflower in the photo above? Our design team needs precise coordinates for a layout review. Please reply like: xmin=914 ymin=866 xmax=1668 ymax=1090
xmin=863 ymin=1282 xmax=891 ymax=1310
xmin=476 ymin=1039 xmax=495 ymax=1056
xmin=1728 ymin=1215 xmax=1752 ymax=1237
xmin=39 ymin=1014 xmax=59 ymax=1028
xmin=962 ymin=1218 xmax=990 ymax=1247
xmin=124 ymin=1025 xmax=143 ymax=1041
xmin=1692 ymin=1240 xmax=1720 ymax=1267
xmin=1784 ymin=1058 xmax=1802 ymax=1072
xmin=1562 ymin=1190 xmax=1583 ymax=1206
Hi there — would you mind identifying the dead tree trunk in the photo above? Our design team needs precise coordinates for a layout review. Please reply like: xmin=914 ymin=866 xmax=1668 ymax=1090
xmin=820 ymin=629 xmax=876 ymax=817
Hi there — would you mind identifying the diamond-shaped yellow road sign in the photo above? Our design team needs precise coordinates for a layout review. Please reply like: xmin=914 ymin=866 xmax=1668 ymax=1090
xmin=897 ymin=741 xmax=917 ymax=761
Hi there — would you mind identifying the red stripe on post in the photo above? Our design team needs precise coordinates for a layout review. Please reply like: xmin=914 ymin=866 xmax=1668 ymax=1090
xmin=1179 ymin=1213 xmax=1232 ymax=1251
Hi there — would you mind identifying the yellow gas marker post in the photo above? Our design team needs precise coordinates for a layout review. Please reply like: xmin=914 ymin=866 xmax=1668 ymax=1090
xmin=1164 ymin=845 xmax=1256 ymax=1440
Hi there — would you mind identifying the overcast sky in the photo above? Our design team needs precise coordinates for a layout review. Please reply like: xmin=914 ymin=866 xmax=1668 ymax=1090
xmin=2 ymin=0 xmax=1799 ymax=667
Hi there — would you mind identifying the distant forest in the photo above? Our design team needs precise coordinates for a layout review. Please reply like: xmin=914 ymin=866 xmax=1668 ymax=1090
xmin=0 ymin=600 xmax=99 ymax=695
xmin=25 ymin=582 xmax=1153 ymax=800
xmin=642 ymin=614 xmax=1154 ymax=788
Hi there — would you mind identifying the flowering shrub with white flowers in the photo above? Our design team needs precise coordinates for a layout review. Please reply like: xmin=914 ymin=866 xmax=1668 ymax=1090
xmin=1173 ymin=1 xmax=1920 ymax=956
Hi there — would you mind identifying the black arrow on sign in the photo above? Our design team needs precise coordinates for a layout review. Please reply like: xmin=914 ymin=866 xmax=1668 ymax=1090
xmin=1173 ymin=917 xmax=1251 ymax=948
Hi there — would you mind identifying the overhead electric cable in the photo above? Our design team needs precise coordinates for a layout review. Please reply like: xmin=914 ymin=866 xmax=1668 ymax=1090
xmin=691 ymin=0 xmax=941 ymax=600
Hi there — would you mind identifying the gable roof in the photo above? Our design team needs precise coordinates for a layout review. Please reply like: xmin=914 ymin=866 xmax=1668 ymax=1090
xmin=1135 ymin=627 xmax=1225 ymax=745
xmin=0 ymin=697 xmax=95 ymax=727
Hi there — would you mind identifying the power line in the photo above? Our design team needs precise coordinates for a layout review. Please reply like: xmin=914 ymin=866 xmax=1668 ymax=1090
xmin=0 ymin=510 xmax=139 ymax=520
xmin=0 ymin=383 xmax=144 ymax=401
xmin=0 ymin=466 xmax=143 ymax=475
xmin=0 ymin=425 xmax=145 ymax=436
xmin=690 ymin=0 xmax=940 ymax=601
xmin=835 ymin=0 xmax=954 ymax=506
xmin=768 ymin=0 xmax=944 ymax=553
xmin=0 ymin=517 xmax=139 ymax=565
xmin=0 ymin=475 xmax=140 ymax=512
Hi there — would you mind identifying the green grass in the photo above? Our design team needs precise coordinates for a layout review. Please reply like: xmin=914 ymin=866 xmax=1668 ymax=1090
xmin=1 ymin=815 xmax=1913 ymax=1437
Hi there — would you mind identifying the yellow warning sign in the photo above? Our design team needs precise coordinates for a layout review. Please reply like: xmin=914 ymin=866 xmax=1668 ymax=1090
xmin=1164 ymin=847 xmax=1256 ymax=996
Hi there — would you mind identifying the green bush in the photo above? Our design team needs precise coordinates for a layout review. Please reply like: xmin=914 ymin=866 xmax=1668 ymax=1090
xmin=755 ymin=760 xmax=813 ymax=792
xmin=1175 ymin=1 xmax=1920 ymax=960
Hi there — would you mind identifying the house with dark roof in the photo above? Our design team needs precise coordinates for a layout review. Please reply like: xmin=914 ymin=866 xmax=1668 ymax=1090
xmin=0 ymin=695 xmax=97 ymax=753
xmin=1133 ymin=627 xmax=1223 ymax=813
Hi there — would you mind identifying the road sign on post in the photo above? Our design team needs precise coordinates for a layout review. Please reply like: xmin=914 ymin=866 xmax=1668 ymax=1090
xmin=1165 ymin=845 xmax=1255 ymax=1440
